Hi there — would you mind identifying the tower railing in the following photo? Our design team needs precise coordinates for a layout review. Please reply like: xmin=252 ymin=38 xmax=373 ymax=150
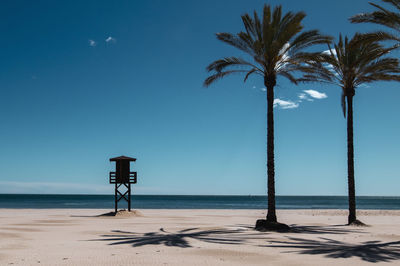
xmin=109 ymin=172 xmax=137 ymax=184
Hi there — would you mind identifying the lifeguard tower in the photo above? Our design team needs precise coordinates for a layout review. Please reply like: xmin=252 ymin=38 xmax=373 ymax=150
xmin=109 ymin=156 xmax=137 ymax=212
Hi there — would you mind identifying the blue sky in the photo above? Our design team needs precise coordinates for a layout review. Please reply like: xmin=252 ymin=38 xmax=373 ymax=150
xmin=0 ymin=0 xmax=399 ymax=195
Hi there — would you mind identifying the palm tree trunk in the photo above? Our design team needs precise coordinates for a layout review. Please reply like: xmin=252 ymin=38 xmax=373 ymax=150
xmin=347 ymin=95 xmax=357 ymax=224
xmin=265 ymin=77 xmax=277 ymax=223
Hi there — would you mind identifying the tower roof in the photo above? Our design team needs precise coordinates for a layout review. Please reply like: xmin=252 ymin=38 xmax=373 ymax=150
xmin=109 ymin=155 xmax=137 ymax=162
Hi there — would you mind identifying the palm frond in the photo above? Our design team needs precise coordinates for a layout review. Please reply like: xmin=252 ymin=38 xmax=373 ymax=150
xmin=216 ymin=33 xmax=255 ymax=56
xmin=289 ymin=30 xmax=332 ymax=54
xmin=355 ymin=31 xmax=400 ymax=43
xmin=206 ymin=57 xmax=261 ymax=73
xmin=350 ymin=0 xmax=400 ymax=45
xmin=383 ymin=0 xmax=400 ymax=10
xmin=244 ymin=68 xmax=260 ymax=82
xmin=350 ymin=2 xmax=400 ymax=31
xmin=204 ymin=70 xmax=249 ymax=87
xmin=279 ymin=70 xmax=298 ymax=84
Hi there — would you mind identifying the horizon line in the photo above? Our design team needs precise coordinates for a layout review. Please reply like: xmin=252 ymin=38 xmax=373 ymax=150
xmin=0 ymin=193 xmax=399 ymax=197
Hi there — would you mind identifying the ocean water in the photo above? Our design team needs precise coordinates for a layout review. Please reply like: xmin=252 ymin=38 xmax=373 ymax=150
xmin=0 ymin=194 xmax=399 ymax=209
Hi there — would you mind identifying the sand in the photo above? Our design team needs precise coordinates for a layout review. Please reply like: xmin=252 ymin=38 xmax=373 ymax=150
xmin=0 ymin=209 xmax=399 ymax=265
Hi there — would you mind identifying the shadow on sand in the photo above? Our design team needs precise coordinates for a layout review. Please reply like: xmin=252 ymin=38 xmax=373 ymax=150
xmin=233 ymin=224 xmax=364 ymax=235
xmin=287 ymin=224 xmax=364 ymax=234
xmin=93 ymin=227 xmax=250 ymax=248
xmin=93 ymin=224 xmax=361 ymax=248
xmin=71 ymin=212 xmax=117 ymax=218
xmin=262 ymin=237 xmax=400 ymax=263
xmin=92 ymin=224 xmax=400 ymax=262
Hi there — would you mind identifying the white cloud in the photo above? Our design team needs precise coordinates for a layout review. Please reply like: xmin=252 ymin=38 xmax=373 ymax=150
xmin=304 ymin=89 xmax=327 ymax=99
xmin=323 ymin=48 xmax=337 ymax=56
xmin=88 ymin=39 xmax=97 ymax=47
xmin=252 ymin=86 xmax=266 ymax=92
xmin=273 ymin=98 xmax=299 ymax=109
xmin=105 ymin=36 xmax=116 ymax=43
xmin=275 ymin=42 xmax=290 ymax=71
xmin=321 ymin=49 xmax=340 ymax=76
xmin=359 ymin=84 xmax=370 ymax=88
xmin=298 ymin=92 xmax=313 ymax=102
xmin=298 ymin=93 xmax=307 ymax=100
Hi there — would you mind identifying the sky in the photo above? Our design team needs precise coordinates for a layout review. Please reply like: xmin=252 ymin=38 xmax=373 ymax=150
xmin=0 ymin=0 xmax=399 ymax=196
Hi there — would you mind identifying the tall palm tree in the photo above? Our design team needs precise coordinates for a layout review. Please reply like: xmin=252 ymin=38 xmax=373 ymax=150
xmin=303 ymin=34 xmax=400 ymax=225
xmin=350 ymin=0 xmax=400 ymax=44
xmin=204 ymin=4 xmax=331 ymax=230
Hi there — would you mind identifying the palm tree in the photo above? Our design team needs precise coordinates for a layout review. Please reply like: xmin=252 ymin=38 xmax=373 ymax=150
xmin=303 ymin=34 xmax=400 ymax=225
xmin=350 ymin=0 xmax=400 ymax=44
xmin=204 ymin=4 xmax=331 ymax=230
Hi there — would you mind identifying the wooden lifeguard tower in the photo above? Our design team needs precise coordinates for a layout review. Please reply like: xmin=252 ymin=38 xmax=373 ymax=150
xmin=109 ymin=156 xmax=137 ymax=212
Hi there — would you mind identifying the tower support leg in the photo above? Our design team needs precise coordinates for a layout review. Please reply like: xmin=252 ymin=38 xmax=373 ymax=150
xmin=115 ymin=183 xmax=118 ymax=213
xmin=128 ymin=183 xmax=131 ymax=211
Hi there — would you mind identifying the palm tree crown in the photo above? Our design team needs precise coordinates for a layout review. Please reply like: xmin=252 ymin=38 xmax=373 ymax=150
xmin=304 ymin=34 xmax=400 ymax=115
xmin=204 ymin=5 xmax=332 ymax=87
xmin=350 ymin=0 xmax=400 ymax=43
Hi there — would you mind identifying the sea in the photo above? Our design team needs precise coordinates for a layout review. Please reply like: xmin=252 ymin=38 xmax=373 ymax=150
xmin=0 ymin=194 xmax=399 ymax=209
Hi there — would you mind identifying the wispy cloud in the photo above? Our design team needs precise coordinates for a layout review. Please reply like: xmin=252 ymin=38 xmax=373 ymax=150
xmin=304 ymin=89 xmax=327 ymax=99
xmin=273 ymin=99 xmax=299 ymax=109
xmin=88 ymin=39 xmax=97 ymax=47
xmin=298 ymin=93 xmax=307 ymax=100
xmin=359 ymin=84 xmax=371 ymax=88
xmin=105 ymin=36 xmax=116 ymax=43
xmin=251 ymin=86 xmax=266 ymax=92
xmin=298 ymin=92 xmax=314 ymax=102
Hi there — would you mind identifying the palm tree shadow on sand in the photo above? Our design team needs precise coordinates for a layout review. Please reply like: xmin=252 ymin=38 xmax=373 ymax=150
xmin=92 ymin=228 xmax=250 ymax=248
xmin=91 ymin=225 xmax=400 ymax=262
xmin=262 ymin=237 xmax=400 ymax=263
xmin=93 ymin=224 xmax=363 ymax=246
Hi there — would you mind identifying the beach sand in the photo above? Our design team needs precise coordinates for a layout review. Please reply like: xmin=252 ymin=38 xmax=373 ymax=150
xmin=0 ymin=209 xmax=399 ymax=265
